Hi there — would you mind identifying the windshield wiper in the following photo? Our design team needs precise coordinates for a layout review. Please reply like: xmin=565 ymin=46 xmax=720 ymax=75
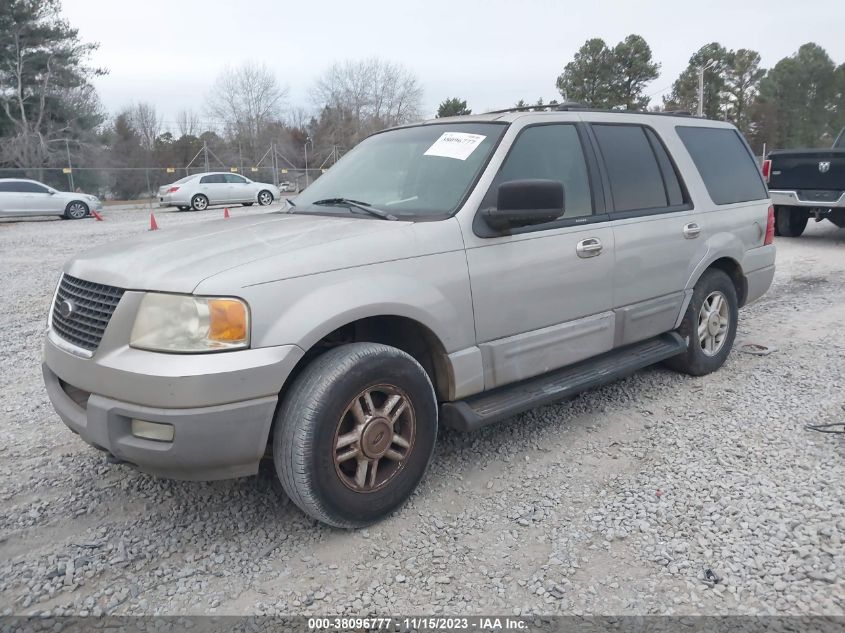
xmin=312 ymin=198 xmax=397 ymax=221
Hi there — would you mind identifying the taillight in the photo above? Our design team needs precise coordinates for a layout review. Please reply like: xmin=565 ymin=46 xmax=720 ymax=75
xmin=167 ymin=186 xmax=180 ymax=193
xmin=761 ymin=159 xmax=771 ymax=183
xmin=764 ymin=205 xmax=775 ymax=245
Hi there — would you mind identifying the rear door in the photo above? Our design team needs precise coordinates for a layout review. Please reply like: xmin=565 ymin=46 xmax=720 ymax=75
xmin=588 ymin=122 xmax=703 ymax=347
xmin=198 ymin=174 xmax=227 ymax=203
xmin=463 ymin=122 xmax=616 ymax=389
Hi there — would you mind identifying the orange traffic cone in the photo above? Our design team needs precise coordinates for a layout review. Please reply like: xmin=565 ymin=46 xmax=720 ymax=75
xmin=149 ymin=212 xmax=158 ymax=231
xmin=91 ymin=210 xmax=104 ymax=221
xmin=223 ymin=207 xmax=230 ymax=219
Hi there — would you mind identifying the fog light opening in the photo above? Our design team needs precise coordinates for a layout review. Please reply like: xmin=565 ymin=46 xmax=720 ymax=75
xmin=131 ymin=419 xmax=175 ymax=443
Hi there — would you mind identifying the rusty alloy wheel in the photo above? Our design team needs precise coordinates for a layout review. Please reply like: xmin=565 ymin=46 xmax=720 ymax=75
xmin=332 ymin=384 xmax=416 ymax=492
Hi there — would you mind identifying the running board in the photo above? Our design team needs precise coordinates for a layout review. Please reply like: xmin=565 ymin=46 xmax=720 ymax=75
xmin=440 ymin=332 xmax=685 ymax=432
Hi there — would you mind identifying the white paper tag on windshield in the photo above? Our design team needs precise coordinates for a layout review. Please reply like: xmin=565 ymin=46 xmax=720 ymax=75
xmin=424 ymin=132 xmax=486 ymax=161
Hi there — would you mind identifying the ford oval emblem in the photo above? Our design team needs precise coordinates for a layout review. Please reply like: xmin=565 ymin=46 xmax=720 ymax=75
xmin=58 ymin=299 xmax=75 ymax=319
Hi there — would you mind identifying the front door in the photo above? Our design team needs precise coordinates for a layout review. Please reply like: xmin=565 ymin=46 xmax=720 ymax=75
xmin=224 ymin=173 xmax=250 ymax=202
xmin=463 ymin=123 xmax=615 ymax=389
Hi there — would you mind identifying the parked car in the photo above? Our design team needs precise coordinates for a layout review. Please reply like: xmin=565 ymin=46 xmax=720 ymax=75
xmin=279 ymin=181 xmax=295 ymax=192
xmin=157 ymin=172 xmax=281 ymax=211
xmin=0 ymin=178 xmax=102 ymax=219
xmin=43 ymin=107 xmax=775 ymax=528
xmin=764 ymin=127 xmax=845 ymax=236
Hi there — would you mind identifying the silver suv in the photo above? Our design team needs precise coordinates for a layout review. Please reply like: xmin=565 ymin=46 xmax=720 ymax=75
xmin=42 ymin=108 xmax=775 ymax=527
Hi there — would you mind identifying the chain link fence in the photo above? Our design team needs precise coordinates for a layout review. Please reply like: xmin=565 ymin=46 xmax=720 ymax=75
xmin=0 ymin=166 xmax=331 ymax=202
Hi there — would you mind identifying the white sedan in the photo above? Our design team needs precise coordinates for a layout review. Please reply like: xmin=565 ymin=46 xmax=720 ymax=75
xmin=157 ymin=172 xmax=281 ymax=211
xmin=0 ymin=178 xmax=103 ymax=219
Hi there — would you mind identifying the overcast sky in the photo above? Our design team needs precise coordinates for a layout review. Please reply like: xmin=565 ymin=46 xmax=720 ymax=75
xmin=62 ymin=0 xmax=845 ymax=131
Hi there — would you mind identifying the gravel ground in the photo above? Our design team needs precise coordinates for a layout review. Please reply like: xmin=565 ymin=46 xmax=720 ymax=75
xmin=0 ymin=207 xmax=843 ymax=617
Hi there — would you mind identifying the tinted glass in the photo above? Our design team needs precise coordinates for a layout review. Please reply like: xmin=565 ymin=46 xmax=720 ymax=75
xmin=0 ymin=182 xmax=13 ymax=192
xmin=488 ymin=124 xmax=592 ymax=219
xmin=645 ymin=128 xmax=685 ymax=207
xmin=593 ymin=124 xmax=667 ymax=212
xmin=200 ymin=174 xmax=225 ymax=184
xmin=225 ymin=174 xmax=247 ymax=184
xmin=676 ymin=126 xmax=767 ymax=205
xmin=295 ymin=123 xmax=506 ymax=218
xmin=19 ymin=181 xmax=49 ymax=193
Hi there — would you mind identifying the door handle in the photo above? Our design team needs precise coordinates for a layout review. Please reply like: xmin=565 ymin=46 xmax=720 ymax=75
xmin=683 ymin=222 xmax=701 ymax=239
xmin=576 ymin=237 xmax=603 ymax=258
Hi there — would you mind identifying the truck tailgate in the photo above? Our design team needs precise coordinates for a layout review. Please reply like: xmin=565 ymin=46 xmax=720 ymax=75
xmin=768 ymin=149 xmax=845 ymax=191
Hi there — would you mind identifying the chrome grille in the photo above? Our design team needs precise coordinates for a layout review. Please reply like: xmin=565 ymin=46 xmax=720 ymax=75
xmin=52 ymin=274 xmax=125 ymax=352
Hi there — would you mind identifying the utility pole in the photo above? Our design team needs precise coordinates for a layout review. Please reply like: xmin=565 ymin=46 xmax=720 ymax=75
xmin=304 ymin=137 xmax=312 ymax=188
xmin=65 ymin=138 xmax=74 ymax=191
xmin=697 ymin=60 xmax=717 ymax=118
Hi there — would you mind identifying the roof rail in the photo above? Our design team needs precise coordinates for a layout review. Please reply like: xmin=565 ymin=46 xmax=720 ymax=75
xmin=485 ymin=104 xmax=695 ymax=117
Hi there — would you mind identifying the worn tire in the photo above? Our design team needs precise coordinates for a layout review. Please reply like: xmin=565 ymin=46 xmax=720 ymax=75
xmin=64 ymin=201 xmax=89 ymax=219
xmin=190 ymin=194 xmax=208 ymax=211
xmin=775 ymin=206 xmax=808 ymax=237
xmin=664 ymin=269 xmax=738 ymax=376
xmin=273 ymin=343 xmax=437 ymax=528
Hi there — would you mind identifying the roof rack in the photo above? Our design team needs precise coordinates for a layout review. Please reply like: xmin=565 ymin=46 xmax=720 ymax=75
xmin=485 ymin=103 xmax=694 ymax=117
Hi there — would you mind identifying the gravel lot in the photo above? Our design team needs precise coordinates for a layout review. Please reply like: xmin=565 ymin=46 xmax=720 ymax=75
xmin=0 ymin=206 xmax=843 ymax=617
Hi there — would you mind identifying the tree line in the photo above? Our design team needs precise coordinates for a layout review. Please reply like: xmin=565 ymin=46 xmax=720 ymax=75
xmin=437 ymin=35 xmax=845 ymax=152
xmin=2 ymin=1 xmax=844 ymax=200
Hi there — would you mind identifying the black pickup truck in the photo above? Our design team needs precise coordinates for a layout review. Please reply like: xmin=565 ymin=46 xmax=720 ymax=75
xmin=765 ymin=128 xmax=845 ymax=236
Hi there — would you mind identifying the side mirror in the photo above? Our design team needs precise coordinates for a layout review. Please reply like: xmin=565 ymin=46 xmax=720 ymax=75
xmin=47 ymin=189 xmax=56 ymax=195
xmin=482 ymin=179 xmax=564 ymax=231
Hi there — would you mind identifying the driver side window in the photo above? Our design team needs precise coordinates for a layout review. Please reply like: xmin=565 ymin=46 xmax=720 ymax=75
xmin=485 ymin=124 xmax=593 ymax=220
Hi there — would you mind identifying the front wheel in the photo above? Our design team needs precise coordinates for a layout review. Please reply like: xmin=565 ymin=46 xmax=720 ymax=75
xmin=665 ymin=269 xmax=738 ymax=376
xmin=257 ymin=190 xmax=273 ymax=206
xmin=775 ymin=206 xmax=808 ymax=237
xmin=64 ymin=201 xmax=89 ymax=219
xmin=273 ymin=343 xmax=438 ymax=528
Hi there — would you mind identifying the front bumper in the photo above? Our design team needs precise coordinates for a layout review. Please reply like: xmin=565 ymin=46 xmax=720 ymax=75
xmin=44 ymin=364 xmax=277 ymax=480
xmin=42 ymin=329 xmax=304 ymax=480
xmin=769 ymin=189 xmax=845 ymax=208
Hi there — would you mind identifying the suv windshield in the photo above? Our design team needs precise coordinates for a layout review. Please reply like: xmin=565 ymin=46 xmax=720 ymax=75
xmin=294 ymin=122 xmax=506 ymax=218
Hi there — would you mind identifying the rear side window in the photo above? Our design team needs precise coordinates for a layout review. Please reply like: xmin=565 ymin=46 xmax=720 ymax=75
xmin=487 ymin=124 xmax=593 ymax=219
xmin=676 ymin=126 xmax=767 ymax=205
xmin=200 ymin=174 xmax=225 ymax=184
xmin=592 ymin=124 xmax=670 ymax=212
xmin=0 ymin=182 xmax=12 ymax=192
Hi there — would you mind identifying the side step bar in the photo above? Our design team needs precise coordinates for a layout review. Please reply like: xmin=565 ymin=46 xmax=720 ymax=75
xmin=440 ymin=332 xmax=685 ymax=432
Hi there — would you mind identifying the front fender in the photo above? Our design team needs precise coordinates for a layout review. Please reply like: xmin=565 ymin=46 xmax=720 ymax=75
xmin=242 ymin=251 xmax=476 ymax=355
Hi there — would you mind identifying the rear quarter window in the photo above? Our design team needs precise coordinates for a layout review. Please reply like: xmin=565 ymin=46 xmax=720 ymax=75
xmin=676 ymin=126 xmax=767 ymax=205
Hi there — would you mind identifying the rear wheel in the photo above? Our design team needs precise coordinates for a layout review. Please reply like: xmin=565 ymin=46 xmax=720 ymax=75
xmin=257 ymin=190 xmax=273 ymax=206
xmin=64 ymin=201 xmax=89 ymax=220
xmin=775 ymin=206 xmax=808 ymax=237
xmin=273 ymin=343 xmax=437 ymax=528
xmin=190 ymin=194 xmax=208 ymax=211
xmin=665 ymin=269 xmax=738 ymax=376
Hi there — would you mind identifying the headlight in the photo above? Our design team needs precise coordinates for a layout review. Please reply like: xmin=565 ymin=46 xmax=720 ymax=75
xmin=130 ymin=293 xmax=249 ymax=352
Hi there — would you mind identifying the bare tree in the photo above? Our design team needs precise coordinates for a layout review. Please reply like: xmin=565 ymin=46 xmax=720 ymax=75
xmin=175 ymin=108 xmax=200 ymax=137
xmin=311 ymin=58 xmax=423 ymax=145
xmin=206 ymin=62 xmax=288 ymax=159
xmin=128 ymin=102 xmax=161 ymax=151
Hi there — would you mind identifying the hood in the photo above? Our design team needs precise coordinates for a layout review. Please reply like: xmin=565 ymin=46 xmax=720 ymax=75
xmin=65 ymin=212 xmax=442 ymax=293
